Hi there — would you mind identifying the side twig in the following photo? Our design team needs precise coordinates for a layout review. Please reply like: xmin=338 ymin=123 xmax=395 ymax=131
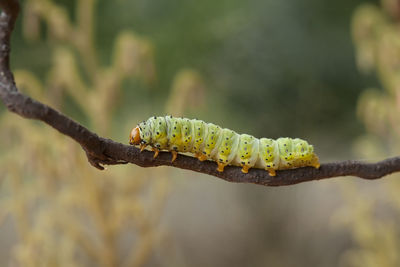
xmin=0 ymin=0 xmax=399 ymax=186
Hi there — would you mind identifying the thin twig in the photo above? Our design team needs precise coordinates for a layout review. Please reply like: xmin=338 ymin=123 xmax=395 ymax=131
xmin=0 ymin=0 xmax=399 ymax=186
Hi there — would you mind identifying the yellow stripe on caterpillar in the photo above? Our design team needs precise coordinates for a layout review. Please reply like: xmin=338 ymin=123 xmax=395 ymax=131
xmin=129 ymin=116 xmax=320 ymax=176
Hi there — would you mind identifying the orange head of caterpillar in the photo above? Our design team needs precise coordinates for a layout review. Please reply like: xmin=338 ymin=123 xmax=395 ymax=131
xmin=129 ymin=126 xmax=142 ymax=145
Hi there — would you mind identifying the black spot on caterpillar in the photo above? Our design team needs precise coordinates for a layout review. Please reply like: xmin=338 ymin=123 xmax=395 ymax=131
xmin=129 ymin=116 xmax=320 ymax=176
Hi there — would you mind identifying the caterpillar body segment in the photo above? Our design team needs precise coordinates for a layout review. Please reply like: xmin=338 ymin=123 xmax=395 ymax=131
xmin=202 ymin=123 xmax=221 ymax=160
xmin=232 ymin=134 xmax=258 ymax=174
xmin=191 ymin=119 xmax=207 ymax=159
xmin=129 ymin=116 xmax=320 ymax=176
xmin=257 ymin=138 xmax=279 ymax=176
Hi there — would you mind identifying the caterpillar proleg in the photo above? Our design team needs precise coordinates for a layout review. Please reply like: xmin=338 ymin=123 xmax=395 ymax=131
xmin=129 ymin=116 xmax=320 ymax=176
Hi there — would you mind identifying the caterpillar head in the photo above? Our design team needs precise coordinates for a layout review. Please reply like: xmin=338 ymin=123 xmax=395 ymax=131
xmin=129 ymin=126 xmax=141 ymax=145
xmin=130 ymin=120 xmax=153 ymax=146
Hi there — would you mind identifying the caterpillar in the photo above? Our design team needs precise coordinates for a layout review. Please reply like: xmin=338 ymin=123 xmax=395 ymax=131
xmin=129 ymin=116 xmax=320 ymax=176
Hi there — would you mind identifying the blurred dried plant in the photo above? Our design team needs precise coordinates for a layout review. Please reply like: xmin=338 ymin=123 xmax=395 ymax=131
xmin=21 ymin=0 xmax=156 ymax=135
xmin=165 ymin=69 xmax=205 ymax=116
xmin=335 ymin=0 xmax=400 ymax=265
xmin=0 ymin=0 xmax=200 ymax=265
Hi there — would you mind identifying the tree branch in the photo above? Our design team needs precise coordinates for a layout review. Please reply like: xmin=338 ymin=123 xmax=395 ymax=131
xmin=1 ymin=0 xmax=399 ymax=186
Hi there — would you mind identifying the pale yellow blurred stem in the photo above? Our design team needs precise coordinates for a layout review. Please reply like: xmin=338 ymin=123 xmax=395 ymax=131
xmin=165 ymin=69 xmax=205 ymax=115
xmin=388 ymin=104 xmax=400 ymax=136
xmin=123 ymin=173 xmax=169 ymax=267
xmin=34 ymin=164 xmax=101 ymax=261
xmin=0 ymin=203 xmax=10 ymax=228
xmin=28 ymin=0 xmax=74 ymax=38
xmin=62 ymin=75 xmax=92 ymax=116
xmin=89 ymin=68 xmax=125 ymax=135
xmin=122 ymin=201 xmax=160 ymax=267
xmin=9 ymin=166 xmax=31 ymax=243
xmin=149 ymin=173 xmax=170 ymax=221
xmin=75 ymin=0 xmax=99 ymax=82
xmin=124 ymin=226 xmax=155 ymax=267
xmin=24 ymin=0 xmax=98 ymax=81
xmin=81 ymin=166 xmax=117 ymax=267
xmin=56 ymin=214 xmax=102 ymax=263
xmin=74 ymin=0 xmax=129 ymax=135
xmin=48 ymin=47 xmax=92 ymax=115
xmin=26 ymin=0 xmax=99 ymax=100
xmin=14 ymin=70 xmax=45 ymax=102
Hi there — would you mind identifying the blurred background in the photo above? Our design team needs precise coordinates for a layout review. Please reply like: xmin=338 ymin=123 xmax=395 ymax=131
xmin=1 ymin=0 xmax=400 ymax=266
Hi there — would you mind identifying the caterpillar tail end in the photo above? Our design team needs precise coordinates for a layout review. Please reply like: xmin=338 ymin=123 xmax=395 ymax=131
xmin=311 ymin=154 xmax=320 ymax=169
xmin=171 ymin=151 xmax=178 ymax=162
xmin=217 ymin=162 xmax=226 ymax=172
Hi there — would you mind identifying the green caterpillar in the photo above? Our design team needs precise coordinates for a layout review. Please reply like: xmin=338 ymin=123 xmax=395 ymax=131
xmin=129 ymin=116 xmax=320 ymax=176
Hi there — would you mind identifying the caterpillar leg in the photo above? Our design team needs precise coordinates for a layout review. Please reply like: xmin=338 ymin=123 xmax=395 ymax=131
xmin=152 ymin=148 xmax=160 ymax=158
xmin=241 ymin=165 xmax=250 ymax=174
xmin=196 ymin=153 xmax=207 ymax=162
xmin=140 ymin=144 xmax=146 ymax=152
xmin=266 ymin=168 xmax=276 ymax=176
xmin=217 ymin=162 xmax=226 ymax=172
xmin=171 ymin=151 xmax=178 ymax=163
xmin=312 ymin=162 xmax=320 ymax=169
